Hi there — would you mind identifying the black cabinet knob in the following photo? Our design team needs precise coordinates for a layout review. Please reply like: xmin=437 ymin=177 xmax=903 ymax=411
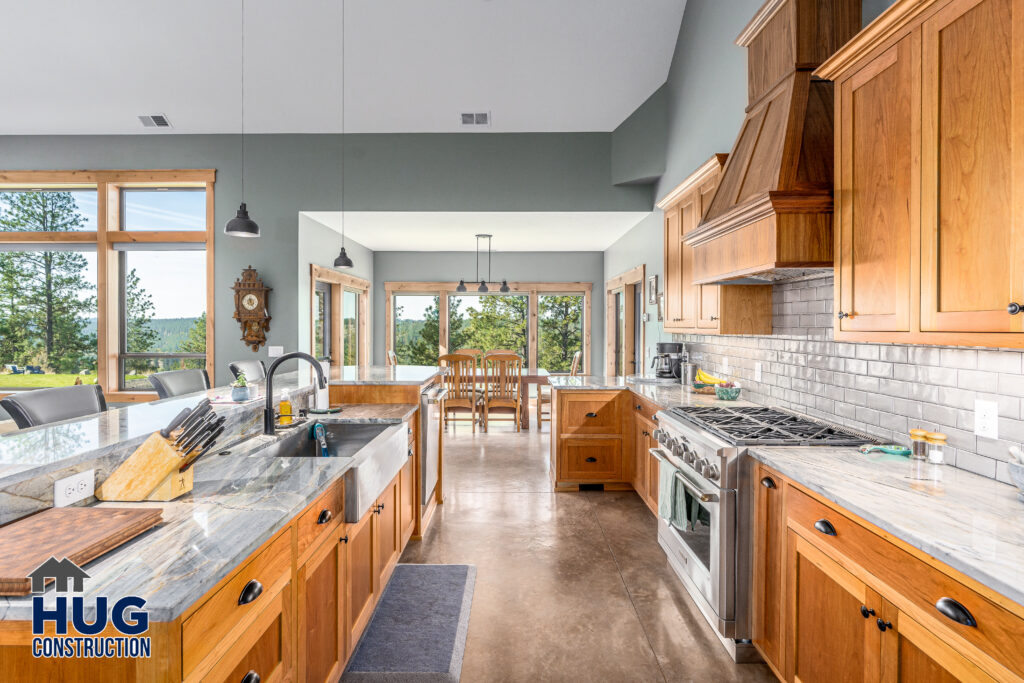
xmin=642 ymin=430 xmax=649 ymax=437
xmin=408 ymin=448 xmax=414 ymax=457
xmin=876 ymin=618 xmax=892 ymax=632
xmin=379 ymin=502 xmax=386 ymax=511
xmin=760 ymin=476 xmax=776 ymax=489
xmin=636 ymin=404 xmax=642 ymax=411
xmin=585 ymin=457 xmax=597 ymax=462
xmin=340 ymin=534 xmax=349 ymax=544
xmin=316 ymin=509 xmax=332 ymax=525
xmin=813 ymin=519 xmax=837 ymax=536
xmin=860 ymin=605 xmax=875 ymax=619
xmin=238 ymin=579 xmax=263 ymax=606
xmin=1009 ymin=303 xmax=1023 ymax=315
xmin=935 ymin=597 xmax=977 ymax=627
xmin=837 ymin=311 xmax=850 ymax=319
xmin=709 ymin=316 xmax=719 ymax=321
xmin=585 ymin=412 xmax=598 ymax=418
xmin=241 ymin=671 xmax=260 ymax=683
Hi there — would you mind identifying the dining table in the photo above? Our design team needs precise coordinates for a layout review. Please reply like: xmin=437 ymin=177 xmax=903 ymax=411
xmin=519 ymin=368 xmax=550 ymax=430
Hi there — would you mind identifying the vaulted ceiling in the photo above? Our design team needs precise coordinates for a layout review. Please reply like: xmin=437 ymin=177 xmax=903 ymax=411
xmin=2 ymin=0 xmax=685 ymax=135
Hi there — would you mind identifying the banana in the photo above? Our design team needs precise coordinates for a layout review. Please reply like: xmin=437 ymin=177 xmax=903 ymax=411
xmin=696 ymin=368 xmax=726 ymax=385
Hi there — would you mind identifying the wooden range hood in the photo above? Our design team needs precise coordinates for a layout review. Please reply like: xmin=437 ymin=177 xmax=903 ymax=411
xmin=685 ymin=0 xmax=861 ymax=284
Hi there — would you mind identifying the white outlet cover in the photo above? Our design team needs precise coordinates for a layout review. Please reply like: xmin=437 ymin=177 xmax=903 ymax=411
xmin=974 ymin=399 xmax=999 ymax=439
xmin=54 ymin=469 xmax=94 ymax=507
xmin=754 ymin=361 xmax=762 ymax=383
xmin=268 ymin=345 xmax=284 ymax=358
xmin=722 ymin=357 xmax=730 ymax=372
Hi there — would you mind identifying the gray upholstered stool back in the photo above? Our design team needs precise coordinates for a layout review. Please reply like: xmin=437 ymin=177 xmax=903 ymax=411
xmin=148 ymin=368 xmax=211 ymax=399
xmin=228 ymin=359 xmax=267 ymax=383
xmin=0 ymin=384 xmax=107 ymax=429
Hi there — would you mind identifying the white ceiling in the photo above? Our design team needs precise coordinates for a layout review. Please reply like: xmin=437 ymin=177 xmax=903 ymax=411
xmin=1 ymin=0 xmax=685 ymax=135
xmin=301 ymin=211 xmax=649 ymax=251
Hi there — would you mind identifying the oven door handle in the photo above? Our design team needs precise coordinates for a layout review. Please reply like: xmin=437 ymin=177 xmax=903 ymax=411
xmin=650 ymin=448 xmax=719 ymax=503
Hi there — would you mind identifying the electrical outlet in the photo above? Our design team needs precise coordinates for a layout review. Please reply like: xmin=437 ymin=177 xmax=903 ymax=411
xmin=54 ymin=469 xmax=94 ymax=507
xmin=722 ymin=356 xmax=730 ymax=373
xmin=754 ymin=361 xmax=762 ymax=383
xmin=974 ymin=399 xmax=999 ymax=439
xmin=268 ymin=345 xmax=284 ymax=358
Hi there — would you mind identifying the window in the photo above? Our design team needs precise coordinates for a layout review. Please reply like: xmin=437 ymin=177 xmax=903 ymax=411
xmin=308 ymin=265 xmax=369 ymax=367
xmin=0 ymin=171 xmax=214 ymax=399
xmin=314 ymin=281 xmax=331 ymax=361
xmin=342 ymin=289 xmax=358 ymax=365
xmin=386 ymin=282 xmax=590 ymax=372
xmin=538 ymin=294 xmax=584 ymax=373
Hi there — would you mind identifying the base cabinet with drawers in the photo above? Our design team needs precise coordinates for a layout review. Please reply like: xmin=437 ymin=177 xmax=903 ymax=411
xmin=753 ymin=463 xmax=1024 ymax=682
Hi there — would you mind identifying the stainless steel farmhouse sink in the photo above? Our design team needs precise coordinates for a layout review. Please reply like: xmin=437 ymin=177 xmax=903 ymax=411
xmin=251 ymin=421 xmax=408 ymax=522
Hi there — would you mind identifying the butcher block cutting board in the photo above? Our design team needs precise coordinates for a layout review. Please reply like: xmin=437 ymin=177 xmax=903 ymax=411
xmin=0 ymin=506 xmax=162 ymax=596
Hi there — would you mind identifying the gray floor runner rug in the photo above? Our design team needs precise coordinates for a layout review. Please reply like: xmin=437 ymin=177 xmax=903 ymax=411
xmin=343 ymin=564 xmax=476 ymax=682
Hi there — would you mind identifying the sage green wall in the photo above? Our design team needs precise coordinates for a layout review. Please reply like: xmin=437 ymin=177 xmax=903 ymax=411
xmin=1 ymin=133 xmax=646 ymax=383
xmin=610 ymin=85 xmax=668 ymax=187
xmin=372 ymin=251 xmax=605 ymax=372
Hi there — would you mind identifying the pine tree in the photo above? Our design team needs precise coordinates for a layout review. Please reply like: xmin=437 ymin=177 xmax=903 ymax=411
xmin=178 ymin=312 xmax=207 ymax=369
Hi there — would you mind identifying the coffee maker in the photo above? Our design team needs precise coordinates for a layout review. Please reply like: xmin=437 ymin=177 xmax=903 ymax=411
xmin=651 ymin=342 xmax=685 ymax=379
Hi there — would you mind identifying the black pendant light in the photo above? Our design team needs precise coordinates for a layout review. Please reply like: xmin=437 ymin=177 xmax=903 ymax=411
xmin=455 ymin=234 xmax=506 ymax=293
xmin=500 ymin=279 xmax=510 ymax=293
xmin=333 ymin=0 xmax=354 ymax=269
xmin=225 ymin=0 xmax=260 ymax=237
xmin=477 ymin=280 xmax=489 ymax=293
xmin=456 ymin=280 xmax=467 ymax=292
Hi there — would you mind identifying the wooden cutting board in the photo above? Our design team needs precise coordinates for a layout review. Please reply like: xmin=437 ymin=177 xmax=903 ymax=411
xmin=0 ymin=506 xmax=162 ymax=596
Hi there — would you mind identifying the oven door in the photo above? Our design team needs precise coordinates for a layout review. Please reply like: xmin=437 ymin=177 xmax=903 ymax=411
xmin=652 ymin=448 xmax=736 ymax=633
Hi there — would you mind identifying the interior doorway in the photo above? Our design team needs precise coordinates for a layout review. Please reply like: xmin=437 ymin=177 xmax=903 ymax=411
xmin=605 ymin=265 xmax=645 ymax=377
xmin=310 ymin=265 xmax=370 ymax=366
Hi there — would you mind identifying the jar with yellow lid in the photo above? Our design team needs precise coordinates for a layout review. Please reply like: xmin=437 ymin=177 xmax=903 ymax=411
xmin=909 ymin=429 xmax=929 ymax=460
xmin=925 ymin=432 xmax=947 ymax=465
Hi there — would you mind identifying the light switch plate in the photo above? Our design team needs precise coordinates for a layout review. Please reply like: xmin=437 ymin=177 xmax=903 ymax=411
xmin=722 ymin=357 xmax=730 ymax=373
xmin=974 ymin=399 xmax=999 ymax=439
xmin=268 ymin=345 xmax=284 ymax=358
xmin=754 ymin=361 xmax=762 ymax=383
xmin=54 ymin=469 xmax=94 ymax=507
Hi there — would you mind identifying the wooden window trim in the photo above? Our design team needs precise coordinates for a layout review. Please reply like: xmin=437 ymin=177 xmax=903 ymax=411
xmin=0 ymin=170 xmax=216 ymax=402
xmin=310 ymin=264 xmax=370 ymax=366
xmin=384 ymin=281 xmax=592 ymax=374
xmin=605 ymin=265 xmax=646 ymax=377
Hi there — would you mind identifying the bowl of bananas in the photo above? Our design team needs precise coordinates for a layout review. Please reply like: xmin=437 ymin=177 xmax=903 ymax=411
xmin=692 ymin=368 xmax=726 ymax=395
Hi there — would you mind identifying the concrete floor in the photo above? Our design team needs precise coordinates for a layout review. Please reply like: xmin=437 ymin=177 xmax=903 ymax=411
xmin=400 ymin=423 xmax=772 ymax=683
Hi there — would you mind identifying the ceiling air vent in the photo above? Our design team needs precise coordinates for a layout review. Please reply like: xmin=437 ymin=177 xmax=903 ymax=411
xmin=460 ymin=111 xmax=490 ymax=127
xmin=138 ymin=114 xmax=172 ymax=129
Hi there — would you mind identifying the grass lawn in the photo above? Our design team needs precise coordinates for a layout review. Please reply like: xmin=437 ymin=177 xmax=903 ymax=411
xmin=0 ymin=374 xmax=100 ymax=389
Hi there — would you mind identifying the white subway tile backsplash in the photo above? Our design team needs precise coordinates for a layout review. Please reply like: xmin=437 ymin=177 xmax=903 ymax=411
xmin=679 ymin=275 xmax=1024 ymax=482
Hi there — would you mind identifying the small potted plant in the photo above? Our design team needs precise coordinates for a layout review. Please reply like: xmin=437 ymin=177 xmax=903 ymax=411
xmin=231 ymin=371 xmax=252 ymax=402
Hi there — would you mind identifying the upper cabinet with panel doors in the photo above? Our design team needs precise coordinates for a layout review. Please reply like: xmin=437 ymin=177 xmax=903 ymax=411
xmin=657 ymin=154 xmax=773 ymax=336
xmin=818 ymin=0 xmax=1024 ymax=347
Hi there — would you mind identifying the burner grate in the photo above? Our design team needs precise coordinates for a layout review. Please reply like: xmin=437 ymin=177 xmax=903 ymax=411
xmin=668 ymin=406 xmax=877 ymax=446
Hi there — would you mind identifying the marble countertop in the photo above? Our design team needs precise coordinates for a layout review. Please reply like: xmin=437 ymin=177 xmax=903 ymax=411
xmin=549 ymin=375 xmax=755 ymax=409
xmin=749 ymin=446 xmax=1024 ymax=608
xmin=328 ymin=365 xmax=443 ymax=386
xmin=0 ymin=412 xmax=408 ymax=622
xmin=322 ymin=403 xmax=418 ymax=423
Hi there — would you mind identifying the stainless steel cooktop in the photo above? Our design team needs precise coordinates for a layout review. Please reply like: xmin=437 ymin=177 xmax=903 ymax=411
xmin=667 ymin=406 xmax=876 ymax=447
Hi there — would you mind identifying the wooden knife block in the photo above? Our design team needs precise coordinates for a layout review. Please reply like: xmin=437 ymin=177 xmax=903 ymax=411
xmin=96 ymin=431 xmax=194 ymax=502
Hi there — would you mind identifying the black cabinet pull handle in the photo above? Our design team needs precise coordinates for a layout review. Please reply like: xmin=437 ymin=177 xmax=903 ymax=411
xmin=935 ymin=597 xmax=977 ymax=627
xmin=585 ymin=412 xmax=598 ymax=418
xmin=1009 ymin=303 xmax=1022 ymax=315
xmin=709 ymin=316 xmax=719 ymax=321
xmin=340 ymin=535 xmax=349 ymax=544
xmin=585 ymin=457 xmax=597 ymax=463
xmin=238 ymin=580 xmax=263 ymax=606
xmin=837 ymin=311 xmax=850 ymax=319
xmin=379 ymin=502 xmax=386 ymax=511
xmin=642 ymin=430 xmax=649 ymax=437
xmin=636 ymin=404 xmax=642 ymax=411
xmin=814 ymin=519 xmax=837 ymax=536
xmin=241 ymin=671 xmax=260 ymax=683
xmin=317 ymin=509 xmax=332 ymax=525
xmin=876 ymin=618 xmax=892 ymax=632
xmin=860 ymin=605 xmax=875 ymax=619
xmin=408 ymin=448 xmax=414 ymax=457
xmin=408 ymin=426 xmax=413 ymax=434
xmin=760 ymin=476 xmax=776 ymax=489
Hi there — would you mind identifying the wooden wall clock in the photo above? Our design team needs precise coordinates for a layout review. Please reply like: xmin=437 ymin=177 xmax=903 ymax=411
xmin=231 ymin=266 xmax=272 ymax=352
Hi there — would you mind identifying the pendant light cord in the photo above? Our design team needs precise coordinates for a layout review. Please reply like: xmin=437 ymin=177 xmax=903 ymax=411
xmin=241 ymin=0 xmax=246 ymax=200
xmin=340 ymin=0 xmax=346 ymax=248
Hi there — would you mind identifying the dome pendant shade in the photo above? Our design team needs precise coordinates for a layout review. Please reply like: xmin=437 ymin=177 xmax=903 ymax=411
xmin=224 ymin=202 xmax=260 ymax=237
xmin=477 ymin=281 xmax=489 ymax=293
xmin=499 ymin=280 xmax=510 ymax=293
xmin=334 ymin=246 xmax=354 ymax=269
xmin=455 ymin=280 xmax=467 ymax=292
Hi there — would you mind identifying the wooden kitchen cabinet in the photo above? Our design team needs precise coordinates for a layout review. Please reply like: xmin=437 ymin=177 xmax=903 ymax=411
xmin=201 ymin=584 xmax=294 ymax=683
xmin=345 ymin=507 xmax=377 ymax=650
xmin=632 ymin=415 xmax=655 ymax=509
xmin=297 ymin=531 xmax=345 ymax=683
xmin=752 ymin=464 xmax=785 ymax=678
xmin=658 ymin=154 xmax=772 ymax=336
xmin=376 ymin=473 xmax=401 ymax=588
xmin=550 ymin=390 xmax=629 ymax=489
xmin=819 ymin=0 xmax=1024 ymax=347
xmin=878 ymin=600 xmax=995 ymax=682
xmin=400 ymin=455 xmax=415 ymax=547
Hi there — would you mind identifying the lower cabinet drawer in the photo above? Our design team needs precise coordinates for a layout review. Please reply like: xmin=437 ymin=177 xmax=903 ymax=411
xmin=559 ymin=392 xmax=623 ymax=434
xmin=198 ymin=584 xmax=292 ymax=683
xmin=559 ymin=438 xmax=622 ymax=481
xmin=787 ymin=485 xmax=1024 ymax=678
xmin=295 ymin=478 xmax=345 ymax=561
xmin=183 ymin=531 xmax=292 ymax=677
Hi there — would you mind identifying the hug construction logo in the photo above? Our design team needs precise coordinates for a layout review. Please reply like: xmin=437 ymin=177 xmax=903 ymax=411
xmin=28 ymin=556 xmax=151 ymax=659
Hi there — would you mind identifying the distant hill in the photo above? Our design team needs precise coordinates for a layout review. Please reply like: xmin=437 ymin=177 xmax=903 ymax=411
xmin=79 ymin=317 xmax=199 ymax=353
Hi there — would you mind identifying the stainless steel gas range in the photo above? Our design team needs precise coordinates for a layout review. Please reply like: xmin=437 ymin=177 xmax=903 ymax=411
xmin=650 ymin=405 xmax=876 ymax=662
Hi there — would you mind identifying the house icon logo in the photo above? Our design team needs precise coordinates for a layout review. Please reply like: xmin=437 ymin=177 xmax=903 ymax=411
xmin=28 ymin=556 xmax=90 ymax=594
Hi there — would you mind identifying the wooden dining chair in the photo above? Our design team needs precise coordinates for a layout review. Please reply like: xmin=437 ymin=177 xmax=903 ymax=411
xmin=481 ymin=353 xmax=523 ymax=432
xmin=386 ymin=349 xmax=398 ymax=366
xmin=570 ymin=349 xmax=582 ymax=376
xmin=438 ymin=353 xmax=480 ymax=432
xmin=454 ymin=348 xmax=482 ymax=365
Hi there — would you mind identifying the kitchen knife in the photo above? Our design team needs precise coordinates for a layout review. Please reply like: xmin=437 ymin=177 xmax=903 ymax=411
xmin=176 ymin=399 xmax=211 ymax=436
xmin=174 ymin=411 xmax=216 ymax=449
xmin=180 ymin=423 xmax=225 ymax=471
xmin=177 ymin=413 xmax=218 ymax=454
xmin=159 ymin=407 xmax=191 ymax=440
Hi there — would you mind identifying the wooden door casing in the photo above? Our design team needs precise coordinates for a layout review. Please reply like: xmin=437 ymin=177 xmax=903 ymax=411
xmin=837 ymin=33 xmax=919 ymax=333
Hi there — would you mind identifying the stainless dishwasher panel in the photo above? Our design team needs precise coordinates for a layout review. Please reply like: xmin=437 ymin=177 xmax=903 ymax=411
xmin=420 ymin=385 xmax=446 ymax=504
